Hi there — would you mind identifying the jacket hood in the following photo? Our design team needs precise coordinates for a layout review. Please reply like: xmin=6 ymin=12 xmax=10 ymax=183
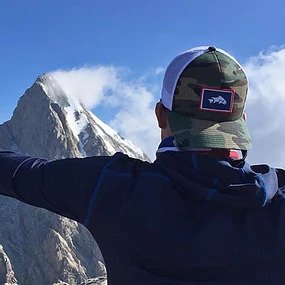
xmin=155 ymin=152 xmax=280 ymax=209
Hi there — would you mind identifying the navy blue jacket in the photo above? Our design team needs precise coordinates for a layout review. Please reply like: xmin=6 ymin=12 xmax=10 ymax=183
xmin=1 ymin=150 xmax=285 ymax=284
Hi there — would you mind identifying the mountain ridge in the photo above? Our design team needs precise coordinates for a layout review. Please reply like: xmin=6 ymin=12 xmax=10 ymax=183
xmin=0 ymin=75 xmax=148 ymax=284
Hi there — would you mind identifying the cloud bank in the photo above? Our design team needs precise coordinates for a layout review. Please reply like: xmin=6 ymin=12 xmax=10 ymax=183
xmin=49 ymin=47 xmax=285 ymax=167
xmin=245 ymin=47 xmax=285 ymax=168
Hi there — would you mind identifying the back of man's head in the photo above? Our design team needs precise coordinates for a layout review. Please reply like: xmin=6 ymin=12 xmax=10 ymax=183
xmin=160 ymin=46 xmax=251 ymax=152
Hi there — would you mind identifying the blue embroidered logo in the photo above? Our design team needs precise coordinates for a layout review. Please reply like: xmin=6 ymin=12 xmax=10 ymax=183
xmin=200 ymin=89 xmax=234 ymax=113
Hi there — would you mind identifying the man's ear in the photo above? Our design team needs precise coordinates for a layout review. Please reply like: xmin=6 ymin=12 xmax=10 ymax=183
xmin=155 ymin=102 xmax=168 ymax=129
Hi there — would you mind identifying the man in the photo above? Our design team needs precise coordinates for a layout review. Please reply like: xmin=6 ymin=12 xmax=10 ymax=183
xmin=1 ymin=46 xmax=285 ymax=284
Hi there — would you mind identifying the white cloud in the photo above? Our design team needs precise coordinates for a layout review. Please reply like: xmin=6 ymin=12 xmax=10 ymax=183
xmin=50 ymin=66 xmax=120 ymax=109
xmin=49 ymin=66 xmax=161 ymax=160
xmin=155 ymin=67 xmax=165 ymax=75
xmin=244 ymin=47 xmax=285 ymax=168
xmin=108 ymin=82 xmax=160 ymax=160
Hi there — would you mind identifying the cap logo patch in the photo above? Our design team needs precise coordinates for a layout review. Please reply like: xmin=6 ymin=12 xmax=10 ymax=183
xmin=200 ymin=88 xmax=234 ymax=113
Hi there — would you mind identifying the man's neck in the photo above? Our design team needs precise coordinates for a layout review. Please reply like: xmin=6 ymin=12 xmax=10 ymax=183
xmin=157 ymin=136 xmax=245 ymax=160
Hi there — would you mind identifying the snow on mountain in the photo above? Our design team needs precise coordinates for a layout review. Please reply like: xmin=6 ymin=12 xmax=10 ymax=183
xmin=38 ymin=74 xmax=148 ymax=160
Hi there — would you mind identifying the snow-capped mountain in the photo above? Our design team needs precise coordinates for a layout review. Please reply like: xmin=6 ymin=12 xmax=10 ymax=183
xmin=0 ymin=74 xmax=148 ymax=161
xmin=0 ymin=75 xmax=149 ymax=285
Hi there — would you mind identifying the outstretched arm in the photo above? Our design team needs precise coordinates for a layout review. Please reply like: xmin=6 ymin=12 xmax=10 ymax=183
xmin=0 ymin=151 xmax=113 ymax=223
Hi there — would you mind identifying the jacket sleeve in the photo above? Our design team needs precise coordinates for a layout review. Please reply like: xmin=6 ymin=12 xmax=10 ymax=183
xmin=0 ymin=150 xmax=114 ymax=224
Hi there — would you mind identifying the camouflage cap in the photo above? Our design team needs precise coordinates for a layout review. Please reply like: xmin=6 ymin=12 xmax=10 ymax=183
xmin=161 ymin=46 xmax=252 ymax=150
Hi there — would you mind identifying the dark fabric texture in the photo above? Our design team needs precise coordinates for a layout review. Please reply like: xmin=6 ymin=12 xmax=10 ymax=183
xmin=1 ymin=150 xmax=285 ymax=284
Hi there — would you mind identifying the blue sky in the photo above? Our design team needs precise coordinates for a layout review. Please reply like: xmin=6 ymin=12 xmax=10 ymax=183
xmin=1 ymin=0 xmax=284 ymax=123
xmin=1 ymin=0 xmax=285 ymax=163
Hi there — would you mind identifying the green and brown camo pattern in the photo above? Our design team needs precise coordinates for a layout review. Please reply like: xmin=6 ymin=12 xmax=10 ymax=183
xmin=168 ymin=49 xmax=252 ymax=150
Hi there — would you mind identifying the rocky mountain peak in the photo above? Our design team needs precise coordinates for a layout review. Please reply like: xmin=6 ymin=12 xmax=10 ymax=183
xmin=0 ymin=74 xmax=149 ymax=161
xmin=0 ymin=74 xmax=149 ymax=284
xmin=36 ymin=74 xmax=76 ymax=109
